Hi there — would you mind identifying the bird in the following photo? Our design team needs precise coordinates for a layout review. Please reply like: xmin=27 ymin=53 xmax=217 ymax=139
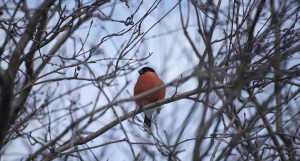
xmin=134 ymin=67 xmax=166 ymax=128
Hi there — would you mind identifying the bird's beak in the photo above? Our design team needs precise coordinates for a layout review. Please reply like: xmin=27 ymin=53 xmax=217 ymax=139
xmin=138 ymin=69 xmax=144 ymax=75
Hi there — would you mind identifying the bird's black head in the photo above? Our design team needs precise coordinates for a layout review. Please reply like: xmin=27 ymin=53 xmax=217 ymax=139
xmin=138 ymin=67 xmax=155 ymax=75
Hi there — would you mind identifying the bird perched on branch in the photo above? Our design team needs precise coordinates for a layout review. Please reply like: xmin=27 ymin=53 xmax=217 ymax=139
xmin=134 ymin=67 xmax=166 ymax=128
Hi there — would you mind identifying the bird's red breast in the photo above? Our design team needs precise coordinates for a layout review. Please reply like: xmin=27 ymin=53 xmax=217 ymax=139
xmin=134 ymin=71 xmax=165 ymax=106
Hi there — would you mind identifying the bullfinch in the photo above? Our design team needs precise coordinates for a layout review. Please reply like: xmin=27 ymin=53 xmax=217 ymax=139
xmin=134 ymin=67 xmax=166 ymax=128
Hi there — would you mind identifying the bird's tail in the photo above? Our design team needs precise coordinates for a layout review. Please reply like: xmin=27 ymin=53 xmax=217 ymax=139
xmin=144 ymin=115 xmax=152 ymax=128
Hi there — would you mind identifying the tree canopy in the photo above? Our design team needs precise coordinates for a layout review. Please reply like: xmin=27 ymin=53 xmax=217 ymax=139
xmin=0 ymin=0 xmax=300 ymax=160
